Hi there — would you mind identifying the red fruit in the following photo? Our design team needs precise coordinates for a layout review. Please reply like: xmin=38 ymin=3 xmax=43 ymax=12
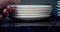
xmin=7 ymin=5 xmax=14 ymax=13
xmin=3 ymin=8 xmax=8 ymax=17
xmin=7 ymin=5 xmax=11 ymax=10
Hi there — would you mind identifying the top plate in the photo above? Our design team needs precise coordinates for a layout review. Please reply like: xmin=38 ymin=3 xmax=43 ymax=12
xmin=10 ymin=5 xmax=52 ymax=7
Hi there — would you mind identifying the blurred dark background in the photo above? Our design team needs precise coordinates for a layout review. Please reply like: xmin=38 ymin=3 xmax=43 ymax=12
xmin=0 ymin=0 xmax=60 ymax=32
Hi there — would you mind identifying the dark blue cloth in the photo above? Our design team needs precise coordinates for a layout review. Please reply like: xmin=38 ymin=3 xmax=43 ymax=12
xmin=0 ymin=26 xmax=57 ymax=32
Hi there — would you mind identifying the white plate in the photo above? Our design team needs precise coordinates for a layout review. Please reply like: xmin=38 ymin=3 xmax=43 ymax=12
xmin=11 ymin=5 xmax=52 ymax=7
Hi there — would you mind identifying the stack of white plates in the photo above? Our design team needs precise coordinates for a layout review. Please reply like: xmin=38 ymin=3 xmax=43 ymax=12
xmin=57 ymin=1 xmax=60 ymax=16
xmin=11 ymin=5 xmax=52 ymax=21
